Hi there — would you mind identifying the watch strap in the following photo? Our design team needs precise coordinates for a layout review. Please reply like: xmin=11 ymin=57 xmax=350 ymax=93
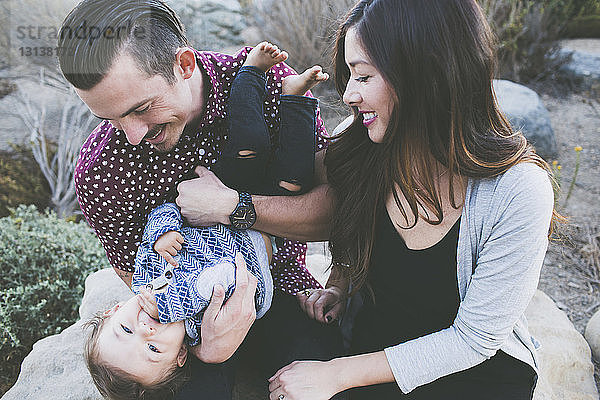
xmin=238 ymin=191 xmax=252 ymax=206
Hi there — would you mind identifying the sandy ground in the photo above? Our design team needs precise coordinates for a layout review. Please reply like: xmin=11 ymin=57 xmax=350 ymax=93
xmin=536 ymin=87 xmax=600 ymax=334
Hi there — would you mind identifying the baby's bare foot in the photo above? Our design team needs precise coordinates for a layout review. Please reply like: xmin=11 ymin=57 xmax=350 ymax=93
xmin=282 ymin=65 xmax=329 ymax=96
xmin=244 ymin=41 xmax=288 ymax=73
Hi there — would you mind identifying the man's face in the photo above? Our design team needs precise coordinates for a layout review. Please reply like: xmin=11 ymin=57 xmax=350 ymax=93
xmin=76 ymin=51 xmax=200 ymax=152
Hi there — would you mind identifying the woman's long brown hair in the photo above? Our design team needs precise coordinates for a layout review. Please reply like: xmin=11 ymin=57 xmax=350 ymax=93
xmin=325 ymin=0 xmax=557 ymax=293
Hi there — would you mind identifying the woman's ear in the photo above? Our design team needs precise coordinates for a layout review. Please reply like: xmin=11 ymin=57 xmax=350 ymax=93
xmin=176 ymin=345 xmax=188 ymax=367
xmin=102 ymin=302 xmax=122 ymax=317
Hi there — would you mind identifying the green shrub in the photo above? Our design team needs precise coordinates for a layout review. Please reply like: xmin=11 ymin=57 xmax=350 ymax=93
xmin=480 ymin=0 xmax=569 ymax=82
xmin=566 ymin=0 xmax=600 ymax=19
xmin=0 ymin=205 xmax=110 ymax=395
xmin=0 ymin=146 xmax=51 ymax=218
xmin=480 ymin=0 xmax=600 ymax=81
xmin=565 ymin=15 xmax=600 ymax=38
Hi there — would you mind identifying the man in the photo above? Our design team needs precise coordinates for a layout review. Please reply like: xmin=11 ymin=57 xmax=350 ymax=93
xmin=58 ymin=1 xmax=342 ymax=398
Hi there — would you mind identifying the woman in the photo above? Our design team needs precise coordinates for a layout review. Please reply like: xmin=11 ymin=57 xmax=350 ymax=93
xmin=268 ymin=0 xmax=556 ymax=399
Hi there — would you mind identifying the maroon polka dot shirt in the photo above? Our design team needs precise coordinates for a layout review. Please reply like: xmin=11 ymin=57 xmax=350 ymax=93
xmin=75 ymin=47 xmax=327 ymax=295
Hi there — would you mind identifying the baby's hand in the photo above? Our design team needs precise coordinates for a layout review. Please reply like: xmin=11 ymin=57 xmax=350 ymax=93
xmin=154 ymin=230 xmax=184 ymax=266
xmin=139 ymin=286 xmax=159 ymax=319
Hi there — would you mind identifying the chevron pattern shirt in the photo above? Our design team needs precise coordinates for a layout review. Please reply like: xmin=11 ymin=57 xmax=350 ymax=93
xmin=131 ymin=203 xmax=269 ymax=346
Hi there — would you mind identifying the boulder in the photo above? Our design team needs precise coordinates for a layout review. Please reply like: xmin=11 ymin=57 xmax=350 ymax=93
xmin=526 ymin=290 xmax=598 ymax=400
xmin=169 ymin=0 xmax=246 ymax=53
xmin=1 ymin=269 xmax=132 ymax=400
xmin=559 ymin=39 xmax=600 ymax=92
xmin=3 ymin=269 xmax=598 ymax=399
xmin=493 ymin=79 xmax=557 ymax=159
xmin=585 ymin=309 xmax=600 ymax=361
xmin=0 ymin=78 xmax=80 ymax=152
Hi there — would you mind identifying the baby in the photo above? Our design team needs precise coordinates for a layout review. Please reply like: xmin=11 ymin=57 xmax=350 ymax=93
xmin=84 ymin=42 xmax=327 ymax=399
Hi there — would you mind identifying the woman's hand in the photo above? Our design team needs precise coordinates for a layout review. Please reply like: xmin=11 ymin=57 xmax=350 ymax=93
xmin=195 ymin=253 xmax=257 ymax=363
xmin=296 ymin=286 xmax=345 ymax=324
xmin=268 ymin=360 xmax=342 ymax=400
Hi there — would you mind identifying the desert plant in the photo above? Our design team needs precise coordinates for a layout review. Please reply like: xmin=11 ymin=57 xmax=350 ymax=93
xmin=564 ymin=146 xmax=583 ymax=206
xmin=565 ymin=15 xmax=600 ymax=38
xmin=0 ymin=145 xmax=51 ymax=217
xmin=550 ymin=145 xmax=583 ymax=209
xmin=247 ymin=0 xmax=356 ymax=131
xmin=252 ymin=0 xmax=356 ymax=70
xmin=14 ymin=69 xmax=98 ymax=218
xmin=249 ymin=0 xmax=355 ymax=75
xmin=480 ymin=0 xmax=570 ymax=82
xmin=566 ymin=0 xmax=600 ymax=18
xmin=0 ymin=205 xmax=110 ymax=395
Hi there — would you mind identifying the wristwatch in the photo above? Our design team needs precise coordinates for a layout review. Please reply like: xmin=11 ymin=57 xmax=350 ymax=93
xmin=229 ymin=191 xmax=256 ymax=229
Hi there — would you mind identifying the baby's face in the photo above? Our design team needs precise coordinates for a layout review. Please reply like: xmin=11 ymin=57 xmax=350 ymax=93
xmin=97 ymin=294 xmax=187 ymax=385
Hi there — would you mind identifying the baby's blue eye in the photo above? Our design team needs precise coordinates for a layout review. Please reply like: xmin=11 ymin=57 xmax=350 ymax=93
xmin=148 ymin=344 xmax=160 ymax=353
xmin=121 ymin=324 xmax=132 ymax=334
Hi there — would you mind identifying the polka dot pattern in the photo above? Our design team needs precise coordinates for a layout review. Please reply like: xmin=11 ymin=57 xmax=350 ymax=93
xmin=75 ymin=47 xmax=327 ymax=294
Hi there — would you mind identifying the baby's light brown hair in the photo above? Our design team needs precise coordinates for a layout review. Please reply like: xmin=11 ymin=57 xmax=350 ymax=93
xmin=83 ymin=311 xmax=190 ymax=400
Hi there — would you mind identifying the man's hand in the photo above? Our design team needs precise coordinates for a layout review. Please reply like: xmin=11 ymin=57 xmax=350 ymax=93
xmin=193 ymin=253 xmax=257 ymax=363
xmin=153 ymin=230 xmax=184 ymax=266
xmin=176 ymin=166 xmax=238 ymax=227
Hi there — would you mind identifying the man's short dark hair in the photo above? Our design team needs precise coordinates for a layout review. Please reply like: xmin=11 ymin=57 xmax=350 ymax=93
xmin=58 ymin=0 xmax=189 ymax=90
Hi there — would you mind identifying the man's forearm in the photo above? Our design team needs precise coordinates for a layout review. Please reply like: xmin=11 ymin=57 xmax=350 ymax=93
xmin=253 ymin=184 xmax=334 ymax=242
xmin=115 ymin=268 xmax=133 ymax=287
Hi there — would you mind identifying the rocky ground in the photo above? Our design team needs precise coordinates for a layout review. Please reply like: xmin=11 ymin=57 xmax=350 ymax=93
xmin=528 ymin=76 xmax=600 ymax=388
xmin=536 ymin=86 xmax=600 ymax=335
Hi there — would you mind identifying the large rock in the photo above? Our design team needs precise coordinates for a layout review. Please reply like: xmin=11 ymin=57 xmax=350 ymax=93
xmin=0 ymin=77 xmax=95 ymax=152
xmin=585 ymin=309 xmax=600 ymax=361
xmin=493 ymin=79 xmax=557 ymax=159
xmin=1 ymin=269 xmax=132 ymax=400
xmin=559 ymin=39 xmax=600 ymax=92
xmin=168 ymin=0 xmax=246 ymax=53
xmin=4 ymin=269 xmax=598 ymax=399
xmin=526 ymin=290 xmax=598 ymax=400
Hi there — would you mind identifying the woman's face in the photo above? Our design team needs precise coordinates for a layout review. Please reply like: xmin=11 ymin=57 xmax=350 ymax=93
xmin=342 ymin=28 xmax=395 ymax=144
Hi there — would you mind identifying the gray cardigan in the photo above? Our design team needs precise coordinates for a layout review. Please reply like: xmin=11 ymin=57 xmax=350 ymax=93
xmin=383 ymin=162 xmax=554 ymax=393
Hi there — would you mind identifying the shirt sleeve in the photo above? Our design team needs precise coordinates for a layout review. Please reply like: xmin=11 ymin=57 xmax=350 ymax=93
xmin=384 ymin=164 xmax=554 ymax=393
xmin=74 ymin=121 xmax=145 ymax=273
xmin=141 ymin=203 xmax=184 ymax=247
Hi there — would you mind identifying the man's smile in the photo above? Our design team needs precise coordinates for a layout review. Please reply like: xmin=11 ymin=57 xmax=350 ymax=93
xmin=144 ymin=124 xmax=167 ymax=143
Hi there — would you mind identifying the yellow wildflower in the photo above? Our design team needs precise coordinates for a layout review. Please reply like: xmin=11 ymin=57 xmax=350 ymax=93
xmin=574 ymin=146 xmax=582 ymax=152
xmin=552 ymin=160 xmax=558 ymax=166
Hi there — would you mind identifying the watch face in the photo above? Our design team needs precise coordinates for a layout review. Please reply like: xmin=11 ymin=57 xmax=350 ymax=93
xmin=229 ymin=204 xmax=256 ymax=229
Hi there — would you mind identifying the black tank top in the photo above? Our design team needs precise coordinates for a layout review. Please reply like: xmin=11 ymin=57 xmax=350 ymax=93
xmin=349 ymin=209 xmax=537 ymax=398
xmin=351 ymin=209 xmax=461 ymax=353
